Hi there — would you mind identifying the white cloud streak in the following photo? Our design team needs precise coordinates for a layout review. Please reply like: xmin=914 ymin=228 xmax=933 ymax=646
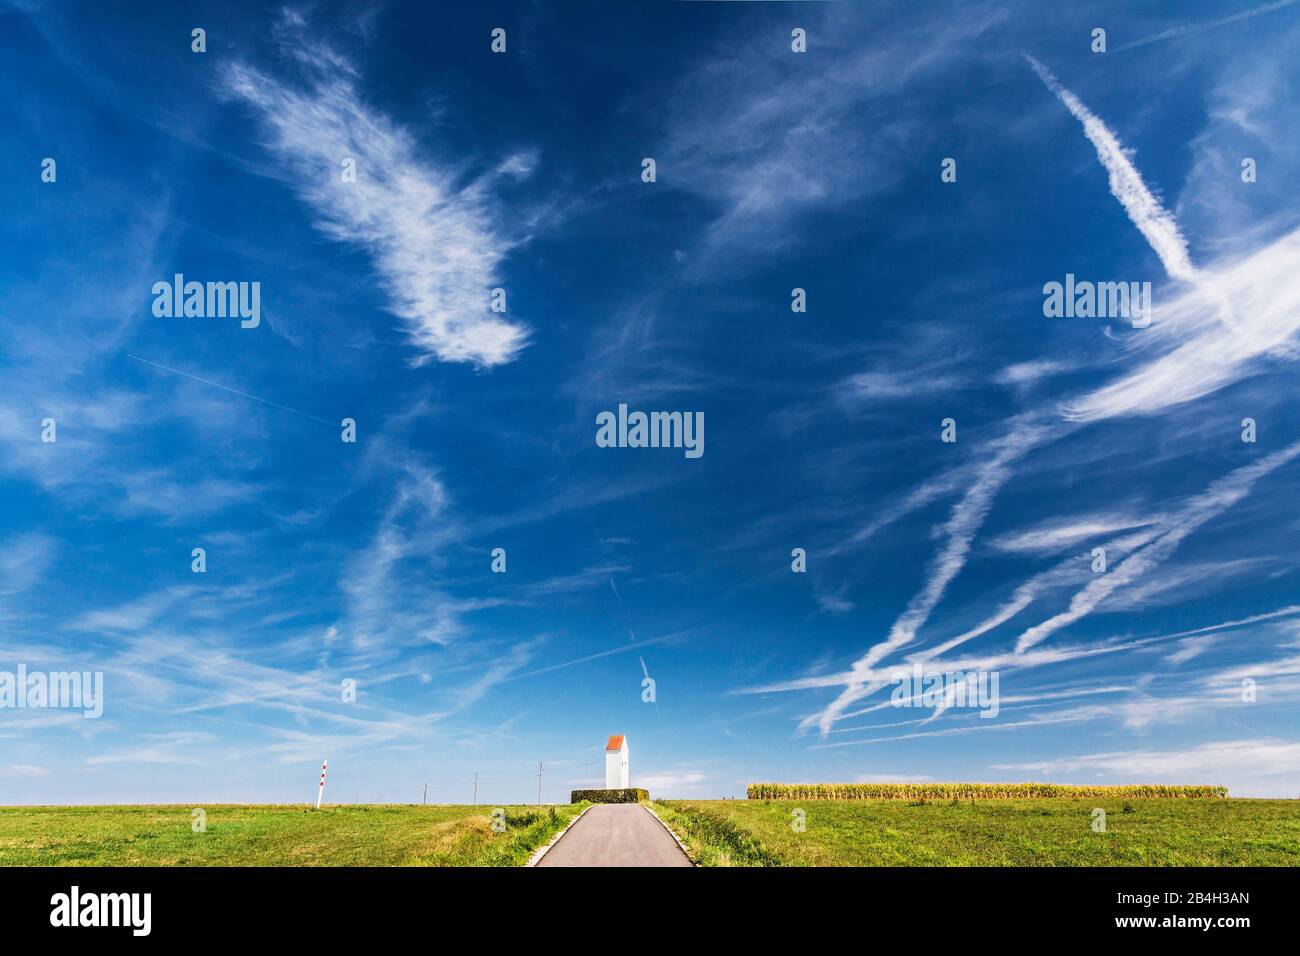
xmin=1014 ymin=440 xmax=1300 ymax=653
xmin=989 ymin=513 xmax=1155 ymax=555
xmin=1114 ymin=0 xmax=1300 ymax=52
xmin=1026 ymin=55 xmax=1198 ymax=284
xmin=761 ymin=55 xmax=1300 ymax=738
xmin=799 ymin=421 xmax=1049 ymax=735
xmin=1028 ymin=57 xmax=1300 ymax=422
xmin=1063 ymin=227 xmax=1300 ymax=420
xmin=0 ymin=532 xmax=58 ymax=595
xmin=223 ymin=26 xmax=528 ymax=367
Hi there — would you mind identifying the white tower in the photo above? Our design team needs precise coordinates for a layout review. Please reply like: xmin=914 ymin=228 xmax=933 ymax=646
xmin=604 ymin=734 xmax=629 ymax=789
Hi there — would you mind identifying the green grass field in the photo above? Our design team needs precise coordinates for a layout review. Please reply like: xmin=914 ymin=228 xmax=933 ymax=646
xmin=0 ymin=803 xmax=584 ymax=866
xmin=6 ymin=798 xmax=1297 ymax=866
xmin=653 ymin=798 xmax=1300 ymax=866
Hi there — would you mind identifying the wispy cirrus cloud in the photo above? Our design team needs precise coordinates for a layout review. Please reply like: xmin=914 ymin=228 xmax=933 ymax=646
xmin=989 ymin=512 xmax=1154 ymax=555
xmin=68 ymin=586 xmax=196 ymax=634
xmin=661 ymin=3 xmax=1007 ymax=264
xmin=0 ymin=531 xmax=58 ymax=595
xmin=994 ymin=359 xmax=1074 ymax=388
xmin=837 ymin=370 xmax=965 ymax=403
xmin=634 ymin=769 xmax=710 ymax=794
xmin=222 ymin=16 xmax=529 ymax=367
xmin=1165 ymin=635 xmax=1219 ymax=666
xmin=84 ymin=732 xmax=216 ymax=767
xmin=1063 ymin=228 xmax=1300 ymax=421
xmin=338 ymin=442 xmax=480 ymax=654
xmin=0 ymin=764 xmax=51 ymax=779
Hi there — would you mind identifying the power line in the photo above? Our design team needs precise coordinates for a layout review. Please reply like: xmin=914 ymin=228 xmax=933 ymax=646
xmin=323 ymin=755 xmax=604 ymax=805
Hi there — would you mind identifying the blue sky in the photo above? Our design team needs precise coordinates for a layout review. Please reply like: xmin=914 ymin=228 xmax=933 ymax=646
xmin=3 ymin=0 xmax=1300 ymax=803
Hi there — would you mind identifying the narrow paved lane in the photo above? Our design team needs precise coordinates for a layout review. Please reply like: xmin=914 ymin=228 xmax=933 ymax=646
xmin=535 ymin=804 xmax=693 ymax=867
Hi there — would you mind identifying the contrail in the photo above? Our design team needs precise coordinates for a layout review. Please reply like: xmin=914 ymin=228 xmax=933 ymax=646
xmin=127 ymin=354 xmax=337 ymax=426
xmin=1027 ymin=56 xmax=1244 ymax=343
xmin=1014 ymin=440 xmax=1300 ymax=654
xmin=1115 ymin=0 xmax=1298 ymax=52
xmin=1025 ymin=55 xmax=1198 ymax=284
xmin=503 ymin=633 xmax=678 ymax=681
xmin=801 ymin=420 xmax=1050 ymax=736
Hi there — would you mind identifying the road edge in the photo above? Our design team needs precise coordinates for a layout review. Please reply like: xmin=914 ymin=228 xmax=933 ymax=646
xmin=525 ymin=804 xmax=593 ymax=867
xmin=641 ymin=802 xmax=697 ymax=866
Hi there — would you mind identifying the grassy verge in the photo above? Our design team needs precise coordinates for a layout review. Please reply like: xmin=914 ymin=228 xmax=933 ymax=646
xmin=654 ymin=798 xmax=1300 ymax=866
xmin=650 ymin=800 xmax=782 ymax=866
xmin=0 ymin=803 xmax=586 ymax=866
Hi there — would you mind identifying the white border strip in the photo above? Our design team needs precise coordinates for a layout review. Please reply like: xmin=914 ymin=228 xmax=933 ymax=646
xmin=525 ymin=804 xmax=594 ymax=867
xmin=640 ymin=803 xmax=696 ymax=866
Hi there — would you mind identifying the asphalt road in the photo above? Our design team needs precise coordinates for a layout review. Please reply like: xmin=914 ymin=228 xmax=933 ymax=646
xmin=535 ymin=804 xmax=693 ymax=867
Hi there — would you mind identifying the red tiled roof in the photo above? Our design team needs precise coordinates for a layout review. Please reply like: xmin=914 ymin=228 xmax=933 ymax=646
xmin=605 ymin=734 xmax=626 ymax=752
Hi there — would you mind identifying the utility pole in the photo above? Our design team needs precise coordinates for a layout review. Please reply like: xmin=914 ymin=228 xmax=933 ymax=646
xmin=422 ymin=783 xmax=427 ymax=805
xmin=537 ymin=761 xmax=543 ymax=805
xmin=473 ymin=772 xmax=478 ymax=805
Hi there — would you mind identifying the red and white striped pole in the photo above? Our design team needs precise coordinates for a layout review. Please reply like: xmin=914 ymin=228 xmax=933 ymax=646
xmin=315 ymin=759 xmax=328 ymax=809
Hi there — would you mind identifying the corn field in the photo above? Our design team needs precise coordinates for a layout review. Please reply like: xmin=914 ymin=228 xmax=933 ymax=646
xmin=745 ymin=783 xmax=1229 ymax=800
